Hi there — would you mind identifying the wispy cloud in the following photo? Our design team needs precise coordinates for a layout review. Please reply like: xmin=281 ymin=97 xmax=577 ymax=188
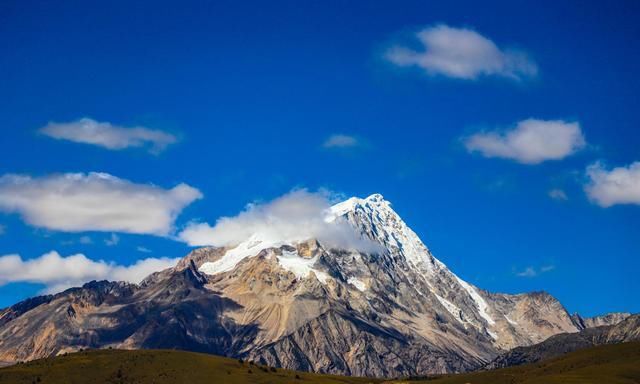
xmin=104 ymin=233 xmax=120 ymax=246
xmin=322 ymin=134 xmax=360 ymax=149
xmin=585 ymin=161 xmax=640 ymax=207
xmin=0 ymin=251 xmax=179 ymax=294
xmin=463 ymin=119 xmax=586 ymax=164
xmin=0 ymin=172 xmax=202 ymax=236
xmin=79 ymin=235 xmax=93 ymax=245
xmin=385 ymin=24 xmax=537 ymax=80
xmin=136 ymin=246 xmax=152 ymax=253
xmin=39 ymin=118 xmax=178 ymax=154
xmin=178 ymin=189 xmax=380 ymax=253
xmin=548 ymin=188 xmax=568 ymax=201
xmin=516 ymin=265 xmax=555 ymax=278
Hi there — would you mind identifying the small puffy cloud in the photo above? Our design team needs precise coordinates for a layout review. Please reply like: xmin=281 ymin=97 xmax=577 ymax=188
xmin=136 ymin=246 xmax=152 ymax=253
xmin=584 ymin=161 xmax=640 ymax=207
xmin=0 ymin=251 xmax=179 ymax=293
xmin=39 ymin=118 xmax=178 ymax=154
xmin=464 ymin=119 xmax=586 ymax=164
xmin=548 ymin=189 xmax=568 ymax=201
xmin=516 ymin=265 xmax=555 ymax=278
xmin=178 ymin=189 xmax=380 ymax=252
xmin=0 ymin=172 xmax=202 ymax=236
xmin=385 ymin=24 xmax=537 ymax=80
xmin=322 ymin=134 xmax=360 ymax=149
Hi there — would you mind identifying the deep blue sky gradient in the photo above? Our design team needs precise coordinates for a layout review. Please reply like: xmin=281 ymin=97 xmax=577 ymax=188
xmin=0 ymin=0 xmax=638 ymax=315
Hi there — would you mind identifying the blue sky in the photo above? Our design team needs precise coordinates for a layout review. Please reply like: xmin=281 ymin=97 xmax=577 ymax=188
xmin=0 ymin=0 xmax=638 ymax=316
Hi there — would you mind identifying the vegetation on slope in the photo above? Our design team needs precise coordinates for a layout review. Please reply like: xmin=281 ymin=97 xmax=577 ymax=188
xmin=1 ymin=342 xmax=638 ymax=384
xmin=0 ymin=348 xmax=383 ymax=384
xmin=396 ymin=341 xmax=640 ymax=384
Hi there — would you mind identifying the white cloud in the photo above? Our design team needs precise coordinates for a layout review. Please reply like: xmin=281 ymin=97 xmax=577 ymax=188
xmin=79 ymin=236 xmax=93 ymax=245
xmin=136 ymin=246 xmax=152 ymax=253
xmin=322 ymin=134 xmax=360 ymax=149
xmin=548 ymin=189 xmax=568 ymax=201
xmin=516 ymin=265 xmax=555 ymax=278
xmin=585 ymin=161 xmax=640 ymax=207
xmin=0 ymin=172 xmax=202 ymax=235
xmin=39 ymin=118 xmax=178 ymax=154
xmin=464 ymin=119 xmax=586 ymax=164
xmin=516 ymin=267 xmax=537 ymax=277
xmin=178 ymin=189 xmax=380 ymax=252
xmin=385 ymin=24 xmax=537 ymax=80
xmin=0 ymin=251 xmax=179 ymax=293
xmin=178 ymin=222 xmax=219 ymax=247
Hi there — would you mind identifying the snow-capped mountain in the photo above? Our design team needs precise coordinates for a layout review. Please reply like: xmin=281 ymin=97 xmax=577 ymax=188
xmin=0 ymin=194 xmax=629 ymax=377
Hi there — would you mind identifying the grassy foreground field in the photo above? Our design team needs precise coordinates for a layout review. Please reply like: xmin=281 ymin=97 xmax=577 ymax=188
xmin=0 ymin=349 xmax=383 ymax=384
xmin=400 ymin=341 xmax=640 ymax=384
xmin=1 ymin=342 xmax=638 ymax=384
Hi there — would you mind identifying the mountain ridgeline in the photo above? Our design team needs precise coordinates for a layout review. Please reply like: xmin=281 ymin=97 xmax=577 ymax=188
xmin=0 ymin=194 xmax=631 ymax=377
xmin=485 ymin=312 xmax=640 ymax=369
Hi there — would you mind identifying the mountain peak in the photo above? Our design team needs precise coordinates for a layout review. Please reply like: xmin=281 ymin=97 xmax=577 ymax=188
xmin=364 ymin=193 xmax=385 ymax=202
xmin=326 ymin=193 xmax=391 ymax=221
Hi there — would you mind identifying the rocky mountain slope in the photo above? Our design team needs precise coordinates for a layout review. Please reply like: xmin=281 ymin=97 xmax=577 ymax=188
xmin=0 ymin=194 xmax=629 ymax=377
xmin=486 ymin=313 xmax=640 ymax=369
xmin=571 ymin=312 xmax=631 ymax=330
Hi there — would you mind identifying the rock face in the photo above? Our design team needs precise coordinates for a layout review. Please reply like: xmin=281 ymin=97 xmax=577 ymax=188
xmin=0 ymin=194 xmax=629 ymax=377
xmin=486 ymin=314 xmax=640 ymax=369
xmin=571 ymin=312 xmax=631 ymax=330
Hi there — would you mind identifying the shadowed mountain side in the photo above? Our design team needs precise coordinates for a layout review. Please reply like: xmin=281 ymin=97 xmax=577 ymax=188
xmin=0 ymin=263 xmax=260 ymax=362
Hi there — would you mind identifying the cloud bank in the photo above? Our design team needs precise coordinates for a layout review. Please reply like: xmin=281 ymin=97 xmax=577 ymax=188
xmin=0 ymin=251 xmax=179 ymax=294
xmin=385 ymin=24 xmax=537 ymax=80
xmin=585 ymin=161 xmax=640 ymax=207
xmin=178 ymin=189 xmax=380 ymax=252
xmin=0 ymin=172 xmax=202 ymax=235
xmin=464 ymin=119 xmax=585 ymax=164
xmin=39 ymin=118 xmax=178 ymax=154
